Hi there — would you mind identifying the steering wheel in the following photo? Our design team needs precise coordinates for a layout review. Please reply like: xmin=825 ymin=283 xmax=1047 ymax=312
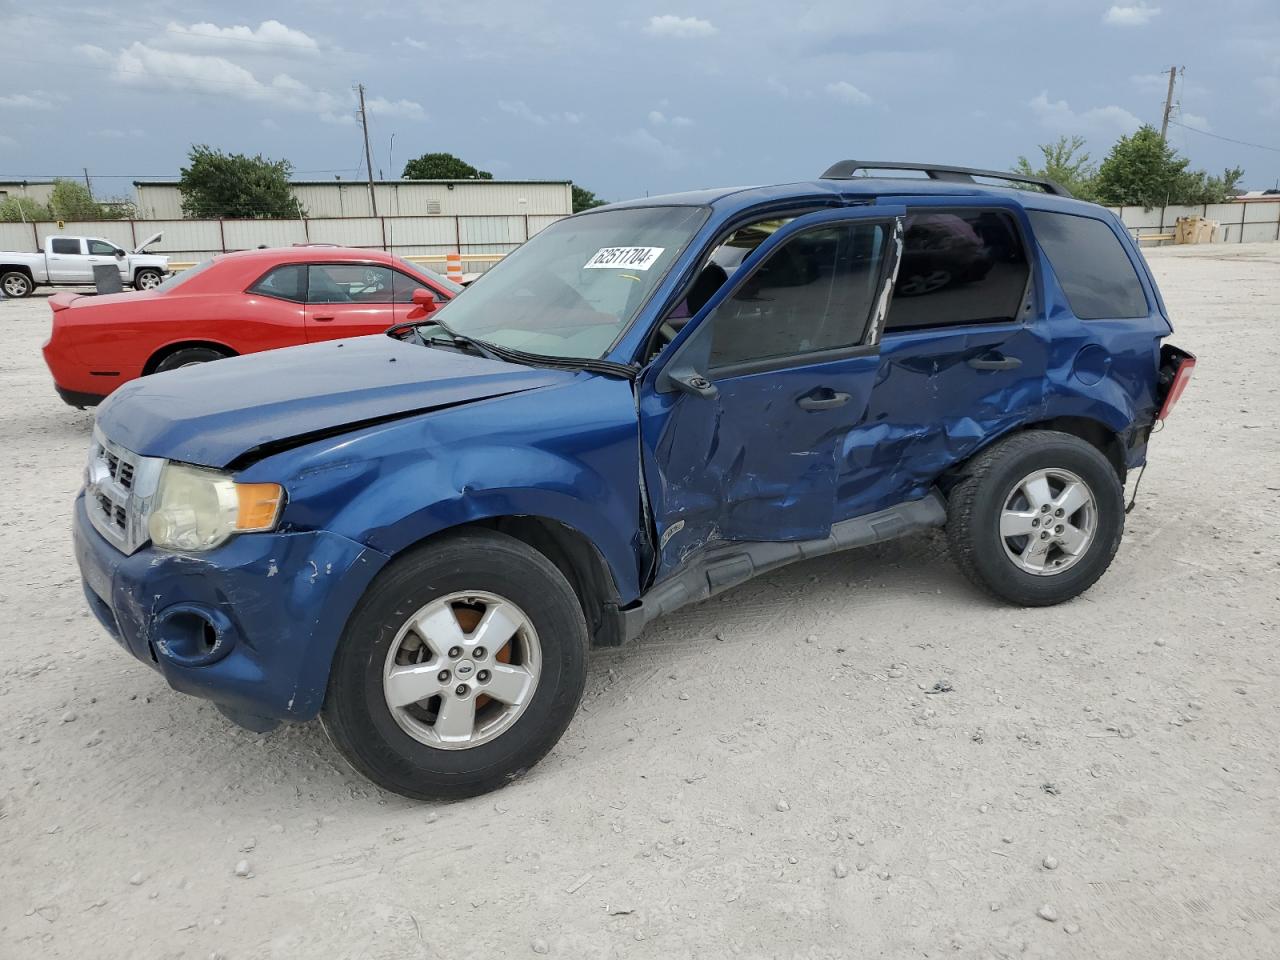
xmin=362 ymin=268 xmax=386 ymax=290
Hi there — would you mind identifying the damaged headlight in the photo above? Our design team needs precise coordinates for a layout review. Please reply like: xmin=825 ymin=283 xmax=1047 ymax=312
xmin=147 ymin=462 xmax=284 ymax=552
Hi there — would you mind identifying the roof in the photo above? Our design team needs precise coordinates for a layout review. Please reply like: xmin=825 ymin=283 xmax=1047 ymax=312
xmin=0 ymin=180 xmax=56 ymax=187
xmin=597 ymin=177 xmax=1108 ymax=217
xmin=212 ymin=245 xmax=404 ymax=265
xmin=132 ymin=178 xmax=572 ymax=188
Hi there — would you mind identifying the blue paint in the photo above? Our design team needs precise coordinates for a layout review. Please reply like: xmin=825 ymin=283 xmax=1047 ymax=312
xmin=73 ymin=175 xmax=1178 ymax=725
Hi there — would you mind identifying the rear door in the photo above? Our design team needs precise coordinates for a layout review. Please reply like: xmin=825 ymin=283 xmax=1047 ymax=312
xmin=640 ymin=205 xmax=904 ymax=578
xmin=837 ymin=199 xmax=1045 ymax=518
xmin=303 ymin=263 xmax=399 ymax=341
xmin=46 ymin=237 xmax=90 ymax=283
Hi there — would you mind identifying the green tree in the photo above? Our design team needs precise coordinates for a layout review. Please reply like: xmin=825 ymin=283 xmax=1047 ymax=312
xmin=49 ymin=179 xmax=104 ymax=220
xmin=178 ymin=145 xmax=303 ymax=219
xmin=1013 ymin=136 xmax=1098 ymax=200
xmin=1092 ymin=125 xmax=1244 ymax=207
xmin=571 ymin=184 xmax=607 ymax=213
xmin=0 ymin=197 xmax=53 ymax=223
xmin=401 ymin=152 xmax=493 ymax=180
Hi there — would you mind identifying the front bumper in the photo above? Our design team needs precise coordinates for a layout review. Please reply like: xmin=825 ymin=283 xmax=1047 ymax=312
xmin=73 ymin=493 xmax=389 ymax=724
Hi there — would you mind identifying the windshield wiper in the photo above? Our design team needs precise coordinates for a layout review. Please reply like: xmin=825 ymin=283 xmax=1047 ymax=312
xmin=386 ymin=317 xmax=637 ymax=380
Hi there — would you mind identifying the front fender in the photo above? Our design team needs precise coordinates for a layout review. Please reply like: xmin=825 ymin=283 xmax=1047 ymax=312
xmin=240 ymin=375 xmax=645 ymax=602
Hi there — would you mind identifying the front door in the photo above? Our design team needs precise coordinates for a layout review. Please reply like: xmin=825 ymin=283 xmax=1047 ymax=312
xmin=640 ymin=205 xmax=904 ymax=580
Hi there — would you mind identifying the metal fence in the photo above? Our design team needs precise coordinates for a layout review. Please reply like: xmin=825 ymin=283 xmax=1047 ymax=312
xmin=0 ymin=213 xmax=568 ymax=272
xmin=1107 ymin=200 xmax=1280 ymax=245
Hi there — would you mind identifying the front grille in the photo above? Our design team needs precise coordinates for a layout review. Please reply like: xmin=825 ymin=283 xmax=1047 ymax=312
xmin=84 ymin=430 xmax=164 ymax=555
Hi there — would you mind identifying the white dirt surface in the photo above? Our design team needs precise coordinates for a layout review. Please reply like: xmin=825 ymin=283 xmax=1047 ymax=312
xmin=2 ymin=244 xmax=1278 ymax=960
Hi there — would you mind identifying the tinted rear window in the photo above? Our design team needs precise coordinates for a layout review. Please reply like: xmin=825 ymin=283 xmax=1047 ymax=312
xmin=884 ymin=210 xmax=1029 ymax=332
xmin=50 ymin=238 xmax=81 ymax=255
xmin=248 ymin=264 xmax=306 ymax=302
xmin=1027 ymin=211 xmax=1148 ymax=319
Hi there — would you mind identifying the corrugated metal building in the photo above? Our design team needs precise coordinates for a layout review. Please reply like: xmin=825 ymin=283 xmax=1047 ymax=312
xmin=0 ymin=180 xmax=58 ymax=205
xmin=133 ymin=179 xmax=573 ymax=220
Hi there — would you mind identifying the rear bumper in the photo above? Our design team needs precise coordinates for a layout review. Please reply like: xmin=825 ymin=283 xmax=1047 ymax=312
xmin=54 ymin=384 xmax=106 ymax=408
xmin=72 ymin=493 xmax=390 ymax=724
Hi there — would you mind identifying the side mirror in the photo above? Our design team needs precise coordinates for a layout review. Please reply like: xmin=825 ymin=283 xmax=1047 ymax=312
xmin=662 ymin=366 xmax=718 ymax=399
xmin=114 ymin=249 xmax=125 ymax=259
xmin=407 ymin=287 xmax=438 ymax=320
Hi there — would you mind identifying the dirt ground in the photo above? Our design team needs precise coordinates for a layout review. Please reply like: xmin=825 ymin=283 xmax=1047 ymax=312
xmin=1 ymin=243 xmax=1277 ymax=960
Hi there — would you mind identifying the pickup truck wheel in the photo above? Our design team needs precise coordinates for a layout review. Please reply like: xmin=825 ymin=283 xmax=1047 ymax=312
xmin=322 ymin=529 xmax=589 ymax=800
xmin=153 ymin=347 xmax=229 ymax=372
xmin=946 ymin=431 xmax=1124 ymax=606
xmin=2 ymin=271 xmax=33 ymax=298
xmin=133 ymin=269 xmax=164 ymax=290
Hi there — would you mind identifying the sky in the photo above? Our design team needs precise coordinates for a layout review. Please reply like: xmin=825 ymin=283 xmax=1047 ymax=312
xmin=2 ymin=0 xmax=1278 ymax=203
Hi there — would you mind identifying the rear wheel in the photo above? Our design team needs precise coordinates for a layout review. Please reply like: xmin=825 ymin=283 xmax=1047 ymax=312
xmin=133 ymin=269 xmax=164 ymax=291
xmin=322 ymin=530 xmax=589 ymax=800
xmin=152 ymin=346 xmax=230 ymax=373
xmin=2 ymin=271 xmax=33 ymax=298
xmin=946 ymin=431 xmax=1124 ymax=606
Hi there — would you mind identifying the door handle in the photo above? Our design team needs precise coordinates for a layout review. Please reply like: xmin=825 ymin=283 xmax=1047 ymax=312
xmin=967 ymin=354 xmax=1022 ymax=371
xmin=797 ymin=390 xmax=851 ymax=411
xmin=313 ymin=315 xmax=335 ymax=322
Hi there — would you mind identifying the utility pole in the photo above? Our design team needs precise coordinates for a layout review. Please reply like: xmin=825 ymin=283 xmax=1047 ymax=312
xmin=1159 ymin=66 xmax=1181 ymax=141
xmin=356 ymin=83 xmax=379 ymax=217
xmin=83 ymin=167 xmax=92 ymax=198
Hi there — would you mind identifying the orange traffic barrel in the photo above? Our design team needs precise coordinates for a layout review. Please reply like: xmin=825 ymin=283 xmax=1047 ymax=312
xmin=446 ymin=252 xmax=463 ymax=283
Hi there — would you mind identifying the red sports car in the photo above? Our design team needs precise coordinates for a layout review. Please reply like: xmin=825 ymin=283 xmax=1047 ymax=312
xmin=42 ymin=246 xmax=462 ymax=407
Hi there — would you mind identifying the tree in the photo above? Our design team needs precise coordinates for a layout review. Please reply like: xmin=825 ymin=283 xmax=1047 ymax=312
xmin=178 ymin=145 xmax=303 ymax=219
xmin=401 ymin=152 xmax=493 ymax=180
xmin=0 ymin=197 xmax=53 ymax=223
xmin=1014 ymin=136 xmax=1098 ymax=200
xmin=1092 ymin=126 xmax=1243 ymax=207
xmin=49 ymin=179 xmax=104 ymax=220
xmin=571 ymin=184 xmax=607 ymax=213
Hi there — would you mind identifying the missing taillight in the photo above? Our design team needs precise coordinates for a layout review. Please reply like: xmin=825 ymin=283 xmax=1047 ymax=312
xmin=1156 ymin=345 xmax=1196 ymax=421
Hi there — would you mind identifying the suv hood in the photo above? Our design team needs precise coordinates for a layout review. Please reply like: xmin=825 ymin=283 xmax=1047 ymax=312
xmin=96 ymin=335 xmax=574 ymax=468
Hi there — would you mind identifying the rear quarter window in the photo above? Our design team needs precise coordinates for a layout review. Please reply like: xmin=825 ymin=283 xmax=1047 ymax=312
xmin=1027 ymin=210 xmax=1148 ymax=319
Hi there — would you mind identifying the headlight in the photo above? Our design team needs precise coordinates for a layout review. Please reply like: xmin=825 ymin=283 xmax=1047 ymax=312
xmin=147 ymin=463 xmax=284 ymax=552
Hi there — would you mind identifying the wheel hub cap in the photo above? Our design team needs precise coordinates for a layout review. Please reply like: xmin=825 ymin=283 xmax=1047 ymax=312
xmin=382 ymin=591 xmax=541 ymax=750
xmin=999 ymin=468 xmax=1098 ymax=577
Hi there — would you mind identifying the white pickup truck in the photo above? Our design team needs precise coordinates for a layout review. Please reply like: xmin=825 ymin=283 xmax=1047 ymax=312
xmin=0 ymin=233 xmax=169 ymax=298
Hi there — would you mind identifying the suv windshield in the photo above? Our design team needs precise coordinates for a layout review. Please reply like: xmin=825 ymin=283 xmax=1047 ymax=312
xmin=432 ymin=205 xmax=707 ymax=359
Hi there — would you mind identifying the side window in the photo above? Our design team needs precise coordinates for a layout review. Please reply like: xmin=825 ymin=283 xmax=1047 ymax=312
xmin=884 ymin=210 xmax=1029 ymax=333
xmin=1026 ymin=211 xmax=1148 ymax=319
xmin=248 ymin=264 xmax=307 ymax=302
xmin=308 ymin=264 xmax=394 ymax=303
xmin=391 ymin=270 xmax=442 ymax=304
xmin=88 ymin=240 xmax=119 ymax=256
xmin=50 ymin=238 xmax=82 ymax=255
xmin=706 ymin=220 xmax=888 ymax=371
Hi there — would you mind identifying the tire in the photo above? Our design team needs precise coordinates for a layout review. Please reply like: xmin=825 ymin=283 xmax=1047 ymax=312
xmin=322 ymin=529 xmax=590 ymax=800
xmin=133 ymin=269 xmax=164 ymax=291
xmin=152 ymin=346 xmax=230 ymax=373
xmin=1 ymin=271 xmax=33 ymax=298
xmin=946 ymin=430 xmax=1124 ymax=606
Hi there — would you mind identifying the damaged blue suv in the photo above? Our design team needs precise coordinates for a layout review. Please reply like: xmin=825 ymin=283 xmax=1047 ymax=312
xmin=74 ymin=161 xmax=1195 ymax=799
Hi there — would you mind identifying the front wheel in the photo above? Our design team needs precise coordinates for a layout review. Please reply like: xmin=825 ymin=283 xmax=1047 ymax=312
xmin=946 ymin=431 xmax=1125 ymax=606
xmin=321 ymin=530 xmax=589 ymax=800
xmin=2 ymin=271 xmax=33 ymax=298
xmin=133 ymin=269 xmax=164 ymax=291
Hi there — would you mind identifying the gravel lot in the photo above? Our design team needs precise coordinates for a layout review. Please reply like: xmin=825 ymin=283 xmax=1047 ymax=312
xmin=2 ymin=243 xmax=1278 ymax=960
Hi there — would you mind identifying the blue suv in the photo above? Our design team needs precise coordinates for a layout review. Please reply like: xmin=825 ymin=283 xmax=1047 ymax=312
xmin=73 ymin=162 xmax=1195 ymax=798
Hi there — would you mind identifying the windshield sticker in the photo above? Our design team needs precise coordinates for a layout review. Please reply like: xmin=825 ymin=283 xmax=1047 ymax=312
xmin=583 ymin=247 xmax=666 ymax=271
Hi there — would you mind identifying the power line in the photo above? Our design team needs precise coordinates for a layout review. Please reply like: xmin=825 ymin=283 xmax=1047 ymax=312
xmin=1167 ymin=121 xmax=1280 ymax=155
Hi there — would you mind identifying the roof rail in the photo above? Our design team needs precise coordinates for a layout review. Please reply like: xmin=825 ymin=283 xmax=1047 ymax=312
xmin=821 ymin=160 xmax=1072 ymax=198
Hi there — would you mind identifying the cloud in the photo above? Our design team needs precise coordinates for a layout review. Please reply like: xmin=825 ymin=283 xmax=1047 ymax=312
xmin=90 ymin=128 xmax=144 ymax=139
xmin=825 ymin=81 xmax=872 ymax=105
xmin=1029 ymin=91 xmax=1142 ymax=136
xmin=1130 ymin=71 xmax=1207 ymax=98
xmin=0 ymin=134 xmax=16 ymax=148
xmin=366 ymin=96 xmax=425 ymax=120
xmin=162 ymin=20 xmax=320 ymax=55
xmin=402 ymin=38 xmax=430 ymax=51
xmin=1104 ymin=3 xmax=1161 ymax=26
xmin=1257 ymin=76 xmax=1280 ymax=116
xmin=648 ymin=110 xmax=693 ymax=127
xmin=616 ymin=128 xmax=684 ymax=169
xmin=497 ymin=100 xmax=580 ymax=124
xmin=1179 ymin=112 xmax=1211 ymax=132
xmin=0 ymin=93 xmax=55 ymax=109
xmin=643 ymin=15 xmax=717 ymax=38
